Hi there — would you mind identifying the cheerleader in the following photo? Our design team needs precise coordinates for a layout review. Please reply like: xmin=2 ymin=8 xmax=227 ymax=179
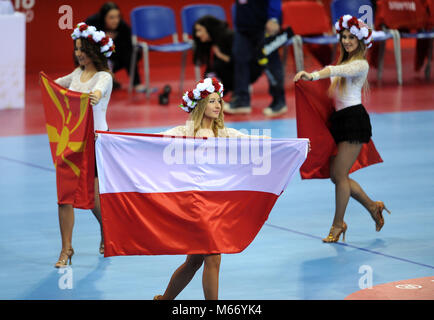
xmin=293 ymin=15 xmax=390 ymax=243
xmin=153 ymin=78 xmax=268 ymax=300
xmin=53 ymin=23 xmax=114 ymax=267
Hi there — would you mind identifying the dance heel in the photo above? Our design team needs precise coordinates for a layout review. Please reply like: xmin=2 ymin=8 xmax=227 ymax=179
xmin=153 ymin=295 xmax=163 ymax=300
xmin=322 ymin=222 xmax=348 ymax=243
xmin=374 ymin=201 xmax=391 ymax=232
xmin=54 ymin=248 xmax=74 ymax=268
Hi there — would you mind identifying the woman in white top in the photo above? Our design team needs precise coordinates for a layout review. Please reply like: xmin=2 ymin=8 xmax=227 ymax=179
xmin=154 ymin=78 xmax=268 ymax=300
xmin=53 ymin=23 xmax=114 ymax=267
xmin=294 ymin=15 xmax=390 ymax=243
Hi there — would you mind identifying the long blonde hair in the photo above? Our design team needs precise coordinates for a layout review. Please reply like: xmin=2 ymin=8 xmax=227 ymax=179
xmin=188 ymin=94 xmax=226 ymax=137
xmin=328 ymin=31 xmax=369 ymax=98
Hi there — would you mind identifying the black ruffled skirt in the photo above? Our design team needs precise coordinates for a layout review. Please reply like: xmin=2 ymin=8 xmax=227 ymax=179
xmin=329 ymin=104 xmax=372 ymax=144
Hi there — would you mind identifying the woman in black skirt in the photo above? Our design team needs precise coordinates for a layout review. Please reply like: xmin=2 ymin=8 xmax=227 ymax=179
xmin=294 ymin=15 xmax=390 ymax=243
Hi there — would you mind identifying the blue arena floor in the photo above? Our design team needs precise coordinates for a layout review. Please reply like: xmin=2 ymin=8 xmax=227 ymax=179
xmin=0 ymin=110 xmax=433 ymax=300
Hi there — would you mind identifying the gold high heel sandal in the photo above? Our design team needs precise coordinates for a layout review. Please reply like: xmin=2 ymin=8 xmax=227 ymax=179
xmin=322 ymin=222 xmax=348 ymax=243
xmin=54 ymin=248 xmax=74 ymax=268
xmin=372 ymin=201 xmax=391 ymax=232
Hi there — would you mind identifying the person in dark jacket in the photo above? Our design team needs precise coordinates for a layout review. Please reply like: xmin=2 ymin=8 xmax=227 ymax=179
xmin=192 ymin=15 xmax=262 ymax=94
xmin=223 ymin=0 xmax=287 ymax=117
xmin=86 ymin=2 xmax=145 ymax=92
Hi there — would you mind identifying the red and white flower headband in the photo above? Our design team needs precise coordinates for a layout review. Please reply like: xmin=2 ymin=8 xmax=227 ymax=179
xmin=335 ymin=15 xmax=373 ymax=49
xmin=179 ymin=78 xmax=224 ymax=113
xmin=71 ymin=22 xmax=115 ymax=57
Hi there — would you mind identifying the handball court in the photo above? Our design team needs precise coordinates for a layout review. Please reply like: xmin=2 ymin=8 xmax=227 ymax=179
xmin=0 ymin=41 xmax=433 ymax=300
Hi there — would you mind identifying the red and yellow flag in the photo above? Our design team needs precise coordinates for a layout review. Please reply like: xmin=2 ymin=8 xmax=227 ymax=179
xmin=295 ymin=79 xmax=383 ymax=179
xmin=40 ymin=72 xmax=95 ymax=209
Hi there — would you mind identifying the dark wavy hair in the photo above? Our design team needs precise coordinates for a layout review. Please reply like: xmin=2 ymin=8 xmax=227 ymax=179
xmin=74 ymin=38 xmax=111 ymax=73
xmin=98 ymin=2 xmax=121 ymax=30
xmin=192 ymin=15 xmax=231 ymax=65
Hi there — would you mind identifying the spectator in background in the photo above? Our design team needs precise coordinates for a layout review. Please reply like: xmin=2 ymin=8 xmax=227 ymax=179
xmin=86 ymin=2 xmax=145 ymax=92
xmin=224 ymin=0 xmax=287 ymax=117
xmin=192 ymin=15 xmax=262 ymax=95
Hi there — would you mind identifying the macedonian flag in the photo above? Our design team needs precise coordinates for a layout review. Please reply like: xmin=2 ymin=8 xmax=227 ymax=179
xmin=40 ymin=72 xmax=95 ymax=209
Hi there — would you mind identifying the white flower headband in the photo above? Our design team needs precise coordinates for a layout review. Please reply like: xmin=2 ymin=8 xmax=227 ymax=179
xmin=180 ymin=77 xmax=224 ymax=113
xmin=71 ymin=22 xmax=115 ymax=57
xmin=335 ymin=15 xmax=373 ymax=49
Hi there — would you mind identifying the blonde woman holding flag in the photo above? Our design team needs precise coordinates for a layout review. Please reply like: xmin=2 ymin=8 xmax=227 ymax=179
xmin=294 ymin=15 xmax=390 ymax=243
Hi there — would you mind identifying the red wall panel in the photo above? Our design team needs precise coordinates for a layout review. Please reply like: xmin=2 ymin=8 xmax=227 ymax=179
xmin=14 ymin=0 xmax=234 ymax=73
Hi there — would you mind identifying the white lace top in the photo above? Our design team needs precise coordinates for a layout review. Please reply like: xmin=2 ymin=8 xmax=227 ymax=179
xmin=55 ymin=67 xmax=113 ymax=131
xmin=327 ymin=59 xmax=369 ymax=111
xmin=159 ymin=125 xmax=252 ymax=138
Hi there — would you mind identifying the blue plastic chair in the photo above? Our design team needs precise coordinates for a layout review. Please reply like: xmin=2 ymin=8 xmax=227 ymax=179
xmin=181 ymin=4 xmax=226 ymax=39
xmin=331 ymin=0 xmax=374 ymax=26
xmin=180 ymin=4 xmax=226 ymax=81
xmin=331 ymin=0 xmax=402 ymax=84
xmin=129 ymin=6 xmax=192 ymax=97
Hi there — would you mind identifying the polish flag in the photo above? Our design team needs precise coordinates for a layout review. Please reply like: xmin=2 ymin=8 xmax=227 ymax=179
xmin=95 ymin=131 xmax=308 ymax=257
xmin=295 ymin=79 xmax=383 ymax=179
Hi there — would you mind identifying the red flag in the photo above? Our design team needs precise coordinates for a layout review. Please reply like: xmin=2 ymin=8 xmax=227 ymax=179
xmin=40 ymin=72 xmax=95 ymax=209
xmin=295 ymin=79 xmax=383 ymax=179
xmin=95 ymin=131 xmax=308 ymax=256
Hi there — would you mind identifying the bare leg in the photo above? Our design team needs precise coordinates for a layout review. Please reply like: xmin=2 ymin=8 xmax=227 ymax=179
xmin=91 ymin=178 xmax=104 ymax=250
xmin=202 ymin=254 xmax=221 ymax=300
xmin=348 ymin=178 xmax=377 ymax=215
xmin=329 ymin=142 xmax=362 ymax=227
xmin=58 ymin=204 xmax=74 ymax=250
xmin=330 ymin=155 xmax=379 ymax=221
xmin=160 ymin=255 xmax=204 ymax=300
xmin=57 ymin=203 xmax=74 ymax=264
xmin=347 ymin=177 xmax=389 ymax=231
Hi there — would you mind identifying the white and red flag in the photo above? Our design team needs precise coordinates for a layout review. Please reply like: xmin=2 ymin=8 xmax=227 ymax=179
xmin=95 ymin=131 xmax=308 ymax=257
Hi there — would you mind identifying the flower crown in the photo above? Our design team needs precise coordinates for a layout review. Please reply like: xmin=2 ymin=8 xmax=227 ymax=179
xmin=71 ymin=22 xmax=115 ymax=57
xmin=179 ymin=78 xmax=224 ymax=113
xmin=335 ymin=15 xmax=373 ymax=49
